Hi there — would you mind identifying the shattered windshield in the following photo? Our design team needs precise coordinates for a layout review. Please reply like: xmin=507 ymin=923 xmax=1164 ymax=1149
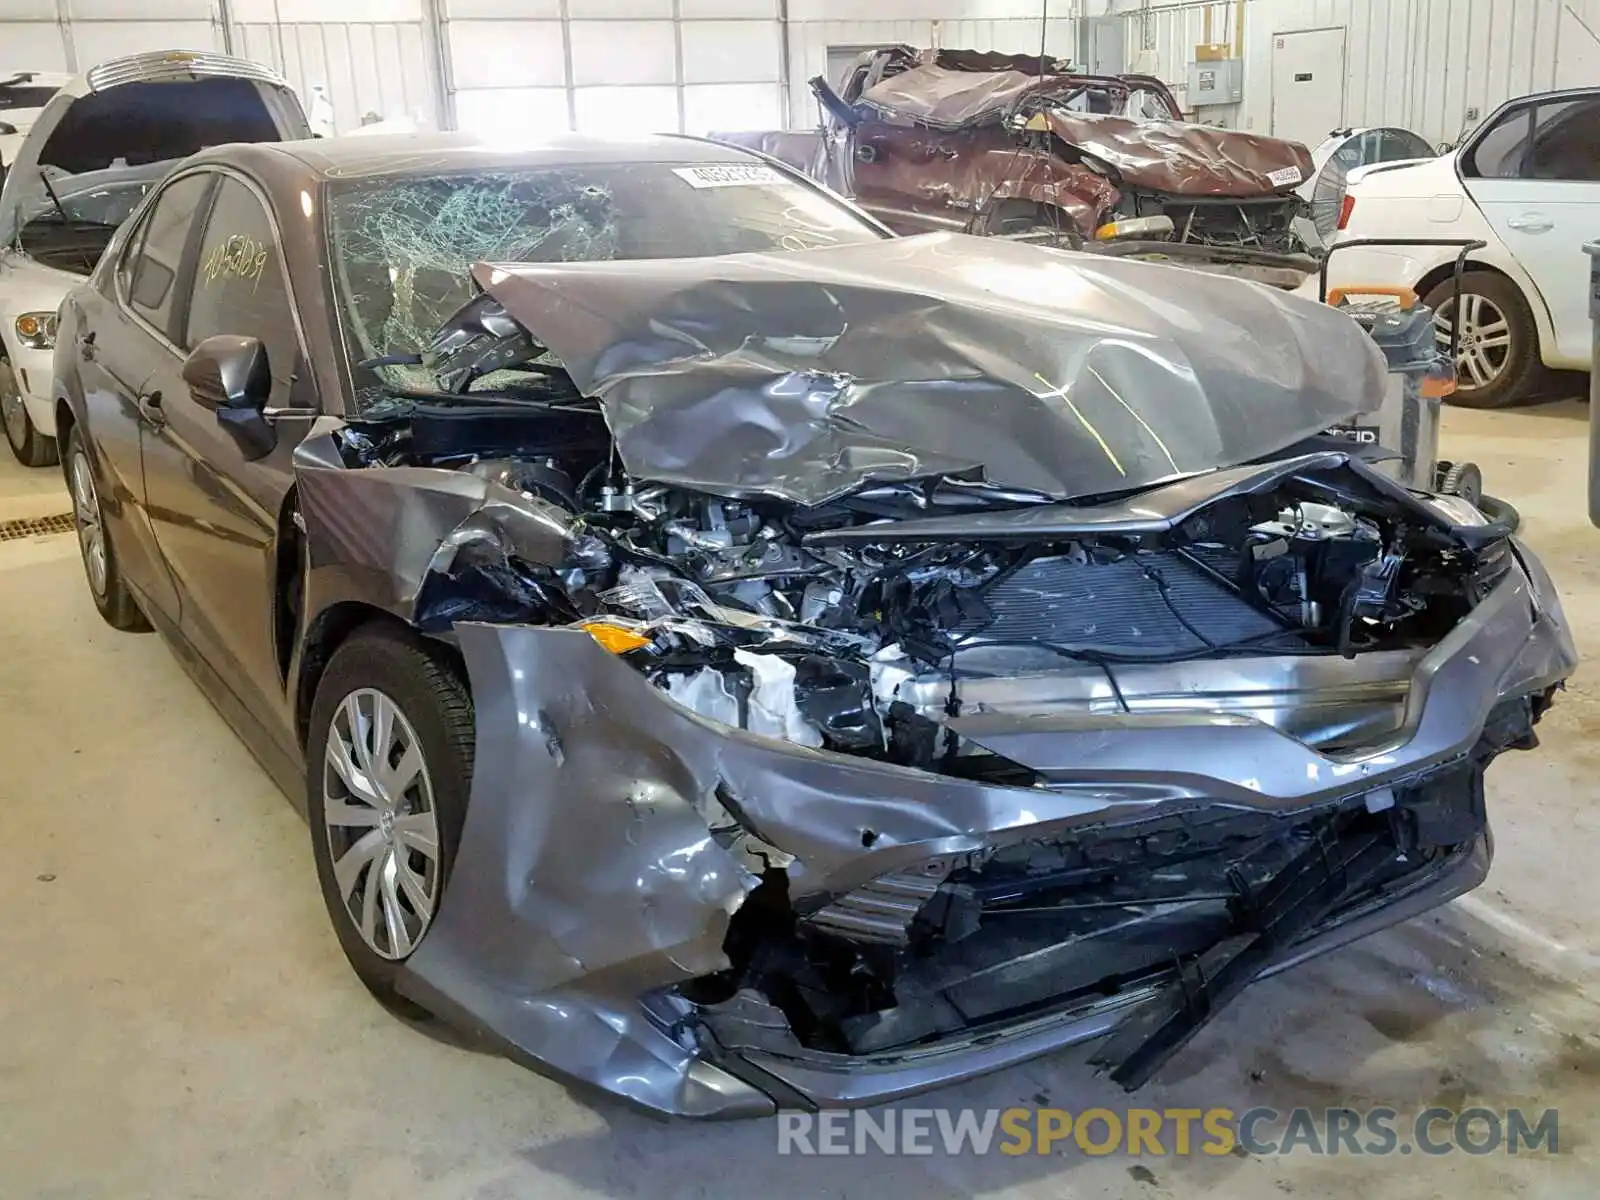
xmin=324 ymin=161 xmax=886 ymax=404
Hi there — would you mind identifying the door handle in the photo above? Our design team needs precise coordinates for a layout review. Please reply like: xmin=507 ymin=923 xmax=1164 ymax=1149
xmin=1507 ymin=213 xmax=1554 ymax=234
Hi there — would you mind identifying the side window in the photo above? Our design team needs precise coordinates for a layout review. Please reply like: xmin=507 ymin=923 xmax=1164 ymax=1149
xmin=1524 ymin=98 xmax=1600 ymax=181
xmin=184 ymin=177 xmax=300 ymax=402
xmin=122 ymin=174 xmax=213 ymax=338
xmin=1463 ymin=106 xmax=1534 ymax=179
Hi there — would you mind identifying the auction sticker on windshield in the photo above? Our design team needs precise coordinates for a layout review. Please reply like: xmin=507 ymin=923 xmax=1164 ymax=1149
xmin=672 ymin=163 xmax=789 ymax=188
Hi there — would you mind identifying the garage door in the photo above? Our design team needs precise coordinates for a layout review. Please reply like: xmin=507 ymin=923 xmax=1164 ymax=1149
xmin=0 ymin=0 xmax=224 ymax=73
xmin=444 ymin=0 xmax=786 ymax=140
xmin=231 ymin=0 xmax=435 ymax=133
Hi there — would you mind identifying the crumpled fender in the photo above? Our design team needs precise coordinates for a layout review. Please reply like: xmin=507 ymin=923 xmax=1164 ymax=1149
xmin=292 ymin=424 xmax=574 ymax=625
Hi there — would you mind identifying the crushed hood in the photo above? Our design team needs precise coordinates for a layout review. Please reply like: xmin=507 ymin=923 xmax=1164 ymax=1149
xmin=472 ymin=231 xmax=1384 ymax=507
xmin=1042 ymin=110 xmax=1313 ymax=197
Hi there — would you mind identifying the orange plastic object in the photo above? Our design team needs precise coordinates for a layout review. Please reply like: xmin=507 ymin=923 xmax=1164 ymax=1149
xmin=1326 ymin=285 xmax=1419 ymax=310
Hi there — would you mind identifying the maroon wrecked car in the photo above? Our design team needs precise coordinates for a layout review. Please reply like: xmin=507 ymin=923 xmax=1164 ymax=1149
xmin=720 ymin=46 xmax=1319 ymax=287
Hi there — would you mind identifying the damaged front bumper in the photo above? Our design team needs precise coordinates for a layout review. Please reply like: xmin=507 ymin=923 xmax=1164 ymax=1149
xmin=393 ymin=542 xmax=1573 ymax=1119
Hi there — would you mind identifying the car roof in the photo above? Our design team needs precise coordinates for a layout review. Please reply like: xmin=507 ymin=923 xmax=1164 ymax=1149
xmin=201 ymin=130 xmax=764 ymax=183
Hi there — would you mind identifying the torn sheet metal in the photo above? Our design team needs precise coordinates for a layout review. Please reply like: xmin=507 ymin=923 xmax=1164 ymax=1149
xmin=293 ymin=425 xmax=574 ymax=623
xmin=860 ymin=61 xmax=1072 ymax=127
xmin=392 ymin=548 xmax=1570 ymax=1115
xmin=474 ymin=231 xmax=1385 ymax=507
xmin=1042 ymin=110 xmax=1314 ymax=197
xmin=843 ymin=124 xmax=1121 ymax=234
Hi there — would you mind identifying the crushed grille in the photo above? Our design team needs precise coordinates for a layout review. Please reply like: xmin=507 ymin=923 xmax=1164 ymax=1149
xmin=0 ymin=513 xmax=75 ymax=541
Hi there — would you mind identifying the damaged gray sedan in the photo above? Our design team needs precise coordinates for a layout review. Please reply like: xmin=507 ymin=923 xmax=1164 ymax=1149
xmin=53 ymin=132 xmax=1575 ymax=1119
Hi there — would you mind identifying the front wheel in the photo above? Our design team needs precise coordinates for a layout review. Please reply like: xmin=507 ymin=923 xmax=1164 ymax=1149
xmin=1425 ymin=274 xmax=1539 ymax=409
xmin=306 ymin=623 xmax=474 ymax=1014
xmin=1 ymin=360 xmax=56 ymax=467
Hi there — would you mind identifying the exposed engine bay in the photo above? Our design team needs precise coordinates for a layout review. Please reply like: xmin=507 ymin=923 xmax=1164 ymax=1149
xmin=331 ymin=393 xmax=1500 ymax=778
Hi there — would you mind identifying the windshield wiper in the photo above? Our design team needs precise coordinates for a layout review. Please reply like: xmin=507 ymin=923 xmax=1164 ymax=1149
xmin=37 ymin=173 xmax=71 ymax=225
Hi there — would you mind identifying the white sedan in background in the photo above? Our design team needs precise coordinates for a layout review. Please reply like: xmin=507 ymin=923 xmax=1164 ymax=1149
xmin=1311 ymin=88 xmax=1600 ymax=409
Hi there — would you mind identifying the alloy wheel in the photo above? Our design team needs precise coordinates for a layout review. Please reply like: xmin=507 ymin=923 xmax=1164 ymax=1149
xmin=1435 ymin=293 xmax=1513 ymax=391
xmin=69 ymin=448 xmax=108 ymax=598
xmin=1 ymin=365 xmax=27 ymax=452
xmin=322 ymin=688 xmax=442 ymax=961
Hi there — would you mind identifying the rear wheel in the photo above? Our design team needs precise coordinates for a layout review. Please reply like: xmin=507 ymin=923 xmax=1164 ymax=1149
xmin=1425 ymin=274 xmax=1539 ymax=409
xmin=306 ymin=624 xmax=474 ymax=1015
xmin=1 ymin=359 xmax=56 ymax=467
xmin=66 ymin=425 xmax=148 ymax=631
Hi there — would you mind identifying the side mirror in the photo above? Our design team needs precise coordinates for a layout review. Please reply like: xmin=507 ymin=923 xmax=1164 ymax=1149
xmin=181 ymin=334 xmax=276 ymax=460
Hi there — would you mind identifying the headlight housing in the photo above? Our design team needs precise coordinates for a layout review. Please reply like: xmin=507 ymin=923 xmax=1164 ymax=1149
xmin=14 ymin=312 xmax=57 ymax=351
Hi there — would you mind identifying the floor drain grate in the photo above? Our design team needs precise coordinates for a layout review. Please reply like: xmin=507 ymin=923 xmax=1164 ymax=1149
xmin=0 ymin=512 xmax=76 ymax=541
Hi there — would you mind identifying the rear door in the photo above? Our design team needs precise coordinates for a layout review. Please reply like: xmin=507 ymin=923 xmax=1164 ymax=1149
xmin=68 ymin=168 xmax=217 ymax=624
xmin=139 ymin=171 xmax=315 ymax=745
xmin=1461 ymin=92 xmax=1600 ymax=363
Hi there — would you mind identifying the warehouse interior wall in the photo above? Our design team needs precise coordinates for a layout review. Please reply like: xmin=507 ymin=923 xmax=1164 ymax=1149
xmin=1108 ymin=0 xmax=1600 ymax=147
xmin=0 ymin=0 xmax=223 ymax=73
xmin=3 ymin=0 xmax=1598 ymax=142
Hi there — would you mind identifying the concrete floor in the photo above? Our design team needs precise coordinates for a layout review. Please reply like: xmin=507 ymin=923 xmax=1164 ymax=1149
xmin=2 ymin=403 xmax=1599 ymax=1199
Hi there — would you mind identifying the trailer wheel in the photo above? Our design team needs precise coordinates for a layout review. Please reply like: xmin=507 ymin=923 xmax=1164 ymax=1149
xmin=1437 ymin=461 xmax=1484 ymax=506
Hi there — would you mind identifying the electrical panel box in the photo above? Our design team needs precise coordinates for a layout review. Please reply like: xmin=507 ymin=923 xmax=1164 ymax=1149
xmin=1187 ymin=57 xmax=1243 ymax=107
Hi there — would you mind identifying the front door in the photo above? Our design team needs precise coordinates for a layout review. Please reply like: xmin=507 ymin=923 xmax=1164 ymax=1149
xmin=139 ymin=172 xmax=315 ymax=748
xmin=1270 ymin=28 xmax=1347 ymax=149
xmin=1460 ymin=92 xmax=1600 ymax=364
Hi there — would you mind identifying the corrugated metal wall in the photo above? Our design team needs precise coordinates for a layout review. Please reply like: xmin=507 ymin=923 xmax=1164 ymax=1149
xmin=0 ymin=0 xmax=224 ymax=73
xmin=1112 ymin=0 xmax=1600 ymax=144
xmin=442 ymin=0 xmax=786 ymax=139
xmin=5 ymin=0 xmax=1597 ymax=142
xmin=231 ymin=0 xmax=436 ymax=133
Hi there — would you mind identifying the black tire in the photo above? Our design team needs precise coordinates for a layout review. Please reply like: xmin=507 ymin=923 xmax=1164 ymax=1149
xmin=1 ymin=360 xmax=57 ymax=467
xmin=305 ymin=622 xmax=474 ymax=1016
xmin=1438 ymin=461 xmax=1484 ymax=506
xmin=65 ymin=424 xmax=149 ymax=631
xmin=1424 ymin=273 xmax=1540 ymax=410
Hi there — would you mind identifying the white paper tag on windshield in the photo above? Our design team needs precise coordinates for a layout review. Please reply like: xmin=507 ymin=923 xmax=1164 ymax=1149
xmin=672 ymin=163 xmax=787 ymax=188
xmin=1267 ymin=165 xmax=1304 ymax=187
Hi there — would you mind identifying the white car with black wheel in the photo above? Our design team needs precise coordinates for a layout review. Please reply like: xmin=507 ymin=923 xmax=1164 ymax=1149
xmin=1308 ymin=89 xmax=1600 ymax=409
xmin=0 ymin=51 xmax=308 ymax=465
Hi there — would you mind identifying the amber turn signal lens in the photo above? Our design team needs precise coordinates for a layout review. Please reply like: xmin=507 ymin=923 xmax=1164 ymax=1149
xmin=579 ymin=620 xmax=651 ymax=654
